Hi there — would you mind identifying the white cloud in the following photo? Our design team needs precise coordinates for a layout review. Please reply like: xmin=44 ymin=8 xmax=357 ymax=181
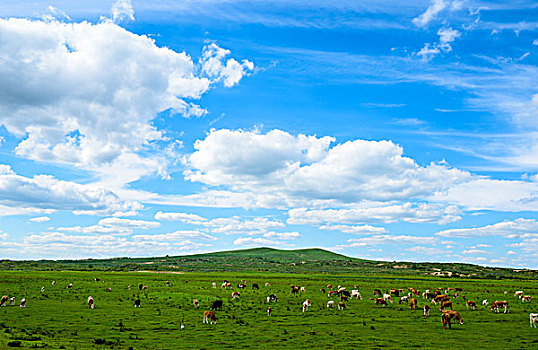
xmin=111 ymin=0 xmax=135 ymax=23
xmin=233 ymin=236 xmax=294 ymax=247
xmin=0 ymin=18 xmax=252 ymax=187
xmin=462 ymin=249 xmax=489 ymax=254
xmin=437 ymin=27 xmax=460 ymax=52
xmin=154 ymin=211 xmax=207 ymax=223
xmin=406 ymin=246 xmax=447 ymax=255
xmin=185 ymin=128 xmax=470 ymax=204
xmin=334 ymin=234 xmax=437 ymax=249
xmin=533 ymin=39 xmax=538 ymax=46
xmin=56 ymin=225 xmax=132 ymax=235
xmin=263 ymin=231 xmax=300 ymax=239
xmin=0 ymin=231 xmax=7 ymax=240
xmin=412 ymin=0 xmax=449 ymax=27
xmin=0 ymin=164 xmax=138 ymax=215
xmin=98 ymin=217 xmax=160 ymax=229
xmin=288 ymin=203 xmax=462 ymax=225
xmin=203 ymin=216 xmax=285 ymax=235
xmin=133 ymin=230 xmax=216 ymax=241
xmin=29 ymin=216 xmax=51 ymax=223
xmin=201 ymin=43 xmax=254 ymax=88
xmin=435 ymin=218 xmax=538 ymax=238
xmin=319 ymin=224 xmax=387 ymax=235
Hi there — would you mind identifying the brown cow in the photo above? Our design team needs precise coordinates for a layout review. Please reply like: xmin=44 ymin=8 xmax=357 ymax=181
xmin=490 ymin=301 xmax=509 ymax=313
xmin=291 ymin=286 xmax=300 ymax=294
xmin=267 ymin=307 xmax=272 ymax=316
xmin=440 ymin=301 xmax=453 ymax=311
xmin=433 ymin=294 xmax=448 ymax=305
xmin=441 ymin=310 xmax=463 ymax=330
xmin=1 ymin=295 xmax=8 ymax=306
xmin=231 ymin=291 xmax=240 ymax=299
xmin=466 ymin=300 xmax=477 ymax=310
xmin=375 ymin=298 xmax=388 ymax=306
xmin=409 ymin=298 xmax=418 ymax=309
xmin=337 ymin=302 xmax=347 ymax=310
xmin=203 ymin=311 xmax=217 ymax=324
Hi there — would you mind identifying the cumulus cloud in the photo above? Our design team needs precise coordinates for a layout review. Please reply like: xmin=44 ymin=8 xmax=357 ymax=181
xmin=111 ymin=0 xmax=135 ymax=23
xmin=202 ymin=216 xmax=285 ymax=235
xmin=0 ymin=18 xmax=252 ymax=186
xmin=412 ymin=0 xmax=449 ymax=27
xmin=288 ymin=203 xmax=462 ymax=226
xmin=0 ymin=164 xmax=138 ymax=215
xmin=185 ymin=128 xmax=469 ymax=204
xmin=319 ymin=224 xmax=388 ymax=235
xmin=334 ymin=234 xmax=437 ymax=249
xmin=29 ymin=216 xmax=51 ymax=223
xmin=233 ymin=237 xmax=294 ymax=247
xmin=437 ymin=27 xmax=460 ymax=52
xmin=462 ymin=249 xmax=489 ymax=254
xmin=436 ymin=218 xmax=538 ymax=238
xmin=154 ymin=211 xmax=207 ymax=223
xmin=201 ymin=44 xmax=254 ymax=88
xmin=133 ymin=230 xmax=216 ymax=241
xmin=263 ymin=231 xmax=300 ymax=239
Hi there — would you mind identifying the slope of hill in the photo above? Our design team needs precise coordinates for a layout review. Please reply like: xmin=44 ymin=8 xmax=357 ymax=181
xmin=1 ymin=247 xmax=536 ymax=279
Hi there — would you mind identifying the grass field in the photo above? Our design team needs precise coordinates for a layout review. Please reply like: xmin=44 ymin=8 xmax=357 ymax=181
xmin=0 ymin=269 xmax=537 ymax=349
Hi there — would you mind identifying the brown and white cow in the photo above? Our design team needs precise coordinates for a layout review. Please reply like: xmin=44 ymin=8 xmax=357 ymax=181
xmin=203 ymin=311 xmax=217 ymax=324
xmin=327 ymin=300 xmax=334 ymax=308
xmin=300 ymin=287 xmax=306 ymax=293
xmin=399 ymin=296 xmax=409 ymax=305
xmin=466 ymin=300 xmax=477 ymax=310
xmin=440 ymin=301 xmax=453 ymax=311
xmin=351 ymin=290 xmax=362 ymax=300
xmin=514 ymin=291 xmax=524 ymax=298
xmin=409 ymin=298 xmax=418 ymax=309
xmin=193 ymin=299 xmax=200 ymax=308
xmin=267 ymin=307 xmax=272 ymax=316
xmin=231 ymin=292 xmax=240 ymax=299
xmin=375 ymin=298 xmax=388 ymax=307
xmin=423 ymin=304 xmax=430 ymax=317
xmin=165 ymin=281 xmax=170 ymax=287
xmin=521 ymin=295 xmax=532 ymax=302
xmin=291 ymin=286 xmax=300 ymax=294
xmin=530 ymin=313 xmax=538 ymax=328
xmin=433 ymin=294 xmax=448 ymax=305
xmin=490 ymin=301 xmax=509 ymax=313
xmin=441 ymin=310 xmax=463 ymax=330
xmin=212 ymin=282 xmax=217 ymax=288
xmin=302 ymin=299 xmax=311 ymax=313
xmin=337 ymin=302 xmax=347 ymax=310
xmin=9 ymin=297 xmax=15 ymax=306
xmin=87 ymin=296 xmax=94 ymax=309
xmin=0 ymin=295 xmax=7 ymax=307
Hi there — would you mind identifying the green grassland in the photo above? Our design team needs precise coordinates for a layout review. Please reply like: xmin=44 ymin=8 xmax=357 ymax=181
xmin=0 ymin=249 xmax=537 ymax=349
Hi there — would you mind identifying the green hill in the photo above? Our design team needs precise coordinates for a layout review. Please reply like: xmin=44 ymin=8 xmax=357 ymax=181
xmin=0 ymin=247 xmax=536 ymax=279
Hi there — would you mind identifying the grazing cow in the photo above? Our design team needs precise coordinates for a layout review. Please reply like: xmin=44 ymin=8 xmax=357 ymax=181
xmin=383 ymin=294 xmax=393 ymax=303
xmin=530 ymin=313 xmax=538 ymax=328
xmin=337 ymin=302 xmax=347 ymax=310
xmin=231 ymin=292 xmax=240 ymax=299
xmin=433 ymin=294 xmax=448 ymax=305
xmin=237 ymin=284 xmax=246 ymax=289
xmin=466 ymin=300 xmax=477 ymax=310
xmin=300 ymin=287 xmax=306 ymax=293
xmin=134 ymin=299 xmax=141 ymax=308
xmin=423 ymin=292 xmax=435 ymax=300
xmin=390 ymin=289 xmax=400 ymax=297
xmin=267 ymin=294 xmax=278 ymax=303
xmin=0 ymin=296 xmax=7 ymax=307
xmin=127 ymin=285 xmax=132 ymax=290
xmin=423 ymin=305 xmax=430 ymax=317
xmin=515 ymin=291 xmax=524 ymax=298
xmin=490 ymin=301 xmax=509 ymax=313
xmin=193 ymin=299 xmax=200 ymax=308
xmin=302 ymin=299 xmax=311 ymax=313
xmin=267 ymin=307 xmax=272 ymax=316
xmin=52 ymin=281 xmax=55 ymax=285
xmin=9 ymin=297 xmax=15 ymax=306
xmin=252 ymin=283 xmax=259 ymax=290
xmin=165 ymin=281 xmax=170 ymax=287
xmin=41 ymin=286 xmax=45 ymax=292
xmin=95 ymin=278 xmax=100 ymax=282
xmin=351 ymin=290 xmax=362 ymax=300
xmin=409 ymin=298 xmax=418 ymax=309
xmin=374 ymin=289 xmax=382 ymax=296
xmin=87 ymin=296 xmax=94 ymax=309
xmin=106 ymin=287 xmax=112 ymax=292
xmin=340 ymin=296 xmax=349 ymax=302
xmin=265 ymin=282 xmax=270 ymax=287
xmin=212 ymin=282 xmax=217 ymax=288
xmin=203 ymin=311 xmax=217 ymax=324
xmin=327 ymin=284 xmax=332 ymax=289
xmin=441 ymin=310 xmax=463 ymax=330
xmin=141 ymin=285 xmax=148 ymax=291
xmin=521 ymin=295 xmax=532 ymax=302
xmin=291 ymin=286 xmax=300 ymax=294
xmin=67 ymin=283 xmax=73 ymax=289
xmin=321 ymin=288 xmax=326 ymax=294
xmin=340 ymin=290 xmax=351 ymax=298
xmin=482 ymin=299 xmax=488 ymax=306
xmin=327 ymin=300 xmax=335 ymax=308
xmin=375 ymin=298 xmax=388 ymax=307
xmin=399 ymin=296 xmax=409 ymax=305
xmin=455 ymin=287 xmax=463 ymax=292
xmin=221 ymin=282 xmax=228 ymax=289
xmin=20 ymin=298 xmax=26 ymax=308
xmin=440 ymin=301 xmax=453 ymax=311
xmin=210 ymin=300 xmax=223 ymax=311
xmin=328 ymin=290 xmax=339 ymax=297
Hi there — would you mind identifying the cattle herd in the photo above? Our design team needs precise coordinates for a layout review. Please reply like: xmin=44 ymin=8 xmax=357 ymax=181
xmin=1 ymin=279 xmax=536 ymax=331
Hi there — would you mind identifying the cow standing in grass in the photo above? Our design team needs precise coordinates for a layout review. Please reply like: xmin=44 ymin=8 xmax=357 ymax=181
xmin=203 ymin=311 xmax=217 ymax=324
xmin=87 ymin=296 xmax=94 ymax=309
xmin=134 ymin=299 xmax=141 ymax=308
xmin=302 ymin=299 xmax=311 ymax=313
xmin=0 ymin=296 xmax=8 ymax=307
xmin=423 ymin=305 xmax=430 ymax=317
xmin=466 ymin=300 xmax=477 ymax=310
xmin=441 ymin=310 xmax=463 ymax=330
xmin=409 ymin=298 xmax=418 ymax=310
xmin=490 ymin=301 xmax=509 ymax=313
xmin=20 ymin=298 xmax=26 ymax=308
xmin=530 ymin=313 xmax=538 ymax=328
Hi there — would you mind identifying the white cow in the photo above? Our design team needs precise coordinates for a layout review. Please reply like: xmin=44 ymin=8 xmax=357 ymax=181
xmin=302 ymin=299 xmax=311 ymax=313
xmin=383 ymin=294 xmax=393 ymax=303
xmin=327 ymin=300 xmax=335 ymax=308
xmin=515 ymin=291 xmax=524 ymax=298
xmin=212 ymin=282 xmax=217 ymax=288
xmin=530 ymin=313 xmax=538 ymax=328
xmin=482 ymin=299 xmax=488 ymax=306
xmin=20 ymin=298 xmax=26 ymax=308
xmin=351 ymin=290 xmax=362 ymax=300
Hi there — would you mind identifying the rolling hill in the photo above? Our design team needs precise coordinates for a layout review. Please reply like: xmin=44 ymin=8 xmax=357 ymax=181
xmin=1 ymin=247 xmax=536 ymax=279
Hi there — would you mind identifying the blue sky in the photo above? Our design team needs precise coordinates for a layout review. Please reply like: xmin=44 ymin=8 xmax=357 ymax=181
xmin=1 ymin=0 xmax=538 ymax=268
